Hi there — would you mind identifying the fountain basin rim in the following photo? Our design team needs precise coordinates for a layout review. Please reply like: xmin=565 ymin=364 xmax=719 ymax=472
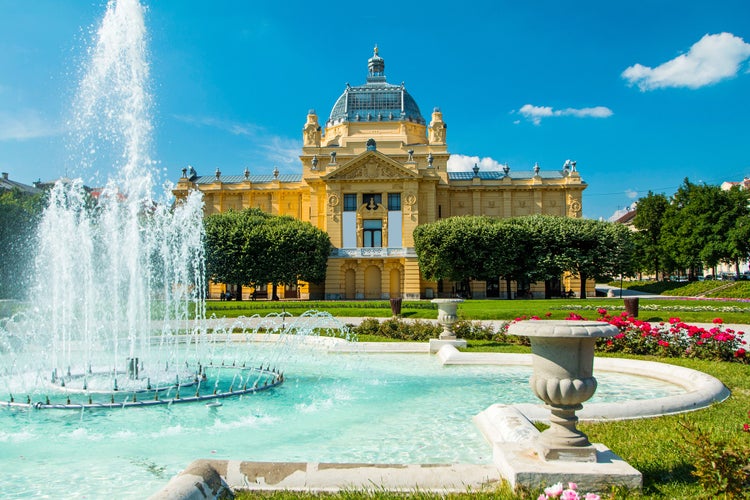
xmin=508 ymin=320 xmax=619 ymax=338
xmin=436 ymin=344 xmax=729 ymax=422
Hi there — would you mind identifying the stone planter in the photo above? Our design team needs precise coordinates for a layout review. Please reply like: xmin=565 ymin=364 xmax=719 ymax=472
xmin=508 ymin=320 xmax=618 ymax=462
xmin=430 ymin=298 xmax=463 ymax=339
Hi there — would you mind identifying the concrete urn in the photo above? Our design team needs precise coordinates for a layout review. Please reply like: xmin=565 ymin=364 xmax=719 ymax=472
xmin=431 ymin=298 xmax=463 ymax=339
xmin=508 ymin=320 xmax=618 ymax=462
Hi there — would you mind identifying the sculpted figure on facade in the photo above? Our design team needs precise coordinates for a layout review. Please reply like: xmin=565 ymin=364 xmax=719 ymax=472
xmin=303 ymin=109 xmax=321 ymax=147
xmin=428 ymin=107 xmax=447 ymax=144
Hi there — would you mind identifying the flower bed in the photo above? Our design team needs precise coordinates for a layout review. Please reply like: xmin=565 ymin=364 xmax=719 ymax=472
xmin=592 ymin=309 xmax=747 ymax=362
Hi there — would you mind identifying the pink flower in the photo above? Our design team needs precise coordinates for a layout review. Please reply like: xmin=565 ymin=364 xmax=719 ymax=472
xmin=743 ymin=423 xmax=749 ymax=432
xmin=538 ymin=495 xmax=548 ymax=500
xmin=561 ymin=490 xmax=580 ymax=500
xmin=544 ymin=482 xmax=564 ymax=497
xmin=584 ymin=495 xmax=601 ymax=500
xmin=597 ymin=308 xmax=607 ymax=316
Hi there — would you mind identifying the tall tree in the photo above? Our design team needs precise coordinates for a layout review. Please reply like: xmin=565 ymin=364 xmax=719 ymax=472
xmin=263 ymin=215 xmax=332 ymax=299
xmin=547 ymin=216 xmax=635 ymax=299
xmin=203 ymin=208 xmax=331 ymax=300
xmin=491 ymin=220 xmax=538 ymax=299
xmin=413 ymin=216 xmax=499 ymax=284
xmin=633 ymin=191 xmax=669 ymax=279
xmin=724 ymin=186 xmax=750 ymax=277
xmin=660 ymin=179 xmax=741 ymax=278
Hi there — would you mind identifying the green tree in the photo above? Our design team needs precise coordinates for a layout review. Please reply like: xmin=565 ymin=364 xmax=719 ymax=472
xmin=0 ymin=189 xmax=45 ymax=299
xmin=487 ymin=221 xmax=537 ymax=300
xmin=633 ymin=191 xmax=669 ymax=279
xmin=203 ymin=208 xmax=331 ymax=300
xmin=723 ymin=186 xmax=750 ymax=277
xmin=415 ymin=214 xmax=635 ymax=300
xmin=545 ymin=216 xmax=635 ymax=299
xmin=263 ymin=215 xmax=332 ymax=299
xmin=661 ymin=179 xmax=741 ymax=278
xmin=413 ymin=216 xmax=500 ymax=285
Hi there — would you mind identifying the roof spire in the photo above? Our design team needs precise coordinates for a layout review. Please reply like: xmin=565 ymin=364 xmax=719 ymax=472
xmin=367 ymin=45 xmax=386 ymax=83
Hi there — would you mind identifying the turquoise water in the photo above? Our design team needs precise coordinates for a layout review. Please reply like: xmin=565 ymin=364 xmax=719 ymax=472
xmin=0 ymin=346 xmax=683 ymax=498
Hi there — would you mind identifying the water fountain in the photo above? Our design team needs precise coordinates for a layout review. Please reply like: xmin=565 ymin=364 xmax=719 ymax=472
xmin=0 ymin=2 xmax=730 ymax=497
xmin=0 ymin=0 xmax=283 ymax=410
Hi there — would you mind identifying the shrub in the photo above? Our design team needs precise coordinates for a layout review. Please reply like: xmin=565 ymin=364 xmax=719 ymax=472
xmin=678 ymin=420 xmax=750 ymax=498
xmin=350 ymin=318 xmax=442 ymax=341
xmin=452 ymin=320 xmax=499 ymax=341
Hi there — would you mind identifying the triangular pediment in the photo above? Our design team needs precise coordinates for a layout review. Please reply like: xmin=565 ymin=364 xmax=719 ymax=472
xmin=322 ymin=150 xmax=418 ymax=182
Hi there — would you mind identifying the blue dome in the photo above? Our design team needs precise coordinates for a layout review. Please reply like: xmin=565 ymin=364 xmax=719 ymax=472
xmin=327 ymin=48 xmax=425 ymax=126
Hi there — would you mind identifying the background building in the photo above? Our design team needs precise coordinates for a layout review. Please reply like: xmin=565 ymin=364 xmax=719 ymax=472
xmin=174 ymin=48 xmax=588 ymax=300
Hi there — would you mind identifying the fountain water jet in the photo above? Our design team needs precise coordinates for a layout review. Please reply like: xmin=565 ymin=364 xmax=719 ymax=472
xmin=0 ymin=0 xmax=283 ymax=410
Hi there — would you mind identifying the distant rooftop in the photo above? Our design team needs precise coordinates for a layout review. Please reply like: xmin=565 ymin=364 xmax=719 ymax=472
xmin=192 ymin=173 xmax=302 ymax=185
xmin=0 ymin=172 xmax=41 ymax=194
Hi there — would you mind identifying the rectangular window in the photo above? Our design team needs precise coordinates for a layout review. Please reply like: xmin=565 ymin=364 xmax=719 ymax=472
xmin=363 ymin=219 xmax=382 ymax=247
xmin=362 ymin=193 xmax=382 ymax=208
xmin=343 ymin=193 xmax=357 ymax=211
xmin=387 ymin=193 xmax=401 ymax=211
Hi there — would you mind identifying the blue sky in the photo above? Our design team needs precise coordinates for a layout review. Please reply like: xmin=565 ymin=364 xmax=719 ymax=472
xmin=1 ymin=0 xmax=749 ymax=220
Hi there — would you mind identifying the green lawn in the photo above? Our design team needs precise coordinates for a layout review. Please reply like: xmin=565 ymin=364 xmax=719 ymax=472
xmin=611 ymin=279 xmax=750 ymax=300
xmin=205 ymin=298 xmax=750 ymax=326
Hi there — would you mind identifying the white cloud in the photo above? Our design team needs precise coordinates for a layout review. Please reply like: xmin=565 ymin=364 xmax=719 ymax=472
xmin=260 ymin=135 xmax=302 ymax=166
xmin=447 ymin=154 xmax=504 ymax=171
xmin=174 ymin=114 xmax=301 ymax=169
xmin=0 ymin=109 xmax=60 ymax=140
xmin=517 ymin=104 xmax=613 ymax=125
xmin=173 ymin=114 xmax=263 ymax=136
xmin=622 ymin=32 xmax=750 ymax=91
xmin=625 ymin=188 xmax=638 ymax=199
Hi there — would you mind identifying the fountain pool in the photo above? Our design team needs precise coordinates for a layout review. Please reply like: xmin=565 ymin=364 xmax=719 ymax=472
xmin=0 ymin=338 xmax=686 ymax=499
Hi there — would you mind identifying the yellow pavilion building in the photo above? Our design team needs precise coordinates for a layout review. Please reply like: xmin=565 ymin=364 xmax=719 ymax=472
xmin=173 ymin=48 xmax=589 ymax=301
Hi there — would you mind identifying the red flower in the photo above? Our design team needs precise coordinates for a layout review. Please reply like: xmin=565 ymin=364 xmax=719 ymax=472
xmin=545 ymin=312 xmax=552 ymax=317
xmin=713 ymin=318 xmax=724 ymax=324
xmin=734 ymin=348 xmax=746 ymax=358
xmin=597 ymin=308 xmax=607 ymax=316
xmin=744 ymin=423 xmax=750 ymax=432
xmin=658 ymin=340 xmax=670 ymax=347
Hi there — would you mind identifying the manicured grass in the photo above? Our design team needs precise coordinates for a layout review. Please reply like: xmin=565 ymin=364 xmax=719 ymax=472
xmin=205 ymin=298 xmax=750 ymax=326
xmin=579 ymin=355 xmax=750 ymax=498
xmin=205 ymin=300 xmax=437 ymax=319
xmin=611 ymin=279 xmax=750 ymax=300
